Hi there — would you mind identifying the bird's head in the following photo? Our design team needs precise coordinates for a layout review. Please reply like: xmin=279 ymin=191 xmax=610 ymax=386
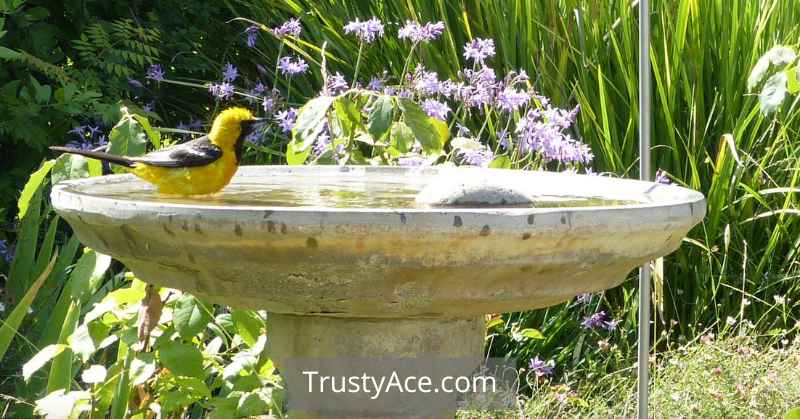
xmin=208 ymin=107 xmax=265 ymax=149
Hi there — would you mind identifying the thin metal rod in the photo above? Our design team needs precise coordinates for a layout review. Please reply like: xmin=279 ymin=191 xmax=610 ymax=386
xmin=637 ymin=0 xmax=652 ymax=417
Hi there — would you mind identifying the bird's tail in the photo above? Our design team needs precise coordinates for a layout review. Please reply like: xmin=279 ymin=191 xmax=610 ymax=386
xmin=49 ymin=146 xmax=136 ymax=168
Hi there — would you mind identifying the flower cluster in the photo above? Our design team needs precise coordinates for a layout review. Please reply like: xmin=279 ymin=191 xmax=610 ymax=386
xmin=516 ymin=104 xmax=591 ymax=165
xmin=463 ymin=38 xmax=496 ymax=63
xmin=278 ymin=56 xmax=309 ymax=76
xmin=145 ymin=64 xmax=165 ymax=82
xmin=529 ymin=356 xmax=555 ymax=378
xmin=273 ymin=18 xmax=302 ymax=38
xmin=581 ymin=311 xmax=620 ymax=331
xmin=208 ymin=82 xmax=235 ymax=100
xmin=398 ymin=20 xmax=444 ymax=43
xmin=343 ymin=17 xmax=384 ymax=44
xmin=65 ymin=122 xmax=108 ymax=150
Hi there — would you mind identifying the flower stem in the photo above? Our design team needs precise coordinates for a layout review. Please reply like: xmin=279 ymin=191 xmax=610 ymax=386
xmin=399 ymin=42 xmax=419 ymax=87
xmin=352 ymin=42 xmax=364 ymax=88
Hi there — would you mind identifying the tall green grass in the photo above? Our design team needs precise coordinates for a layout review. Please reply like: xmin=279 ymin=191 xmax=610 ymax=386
xmin=224 ymin=0 xmax=800 ymax=366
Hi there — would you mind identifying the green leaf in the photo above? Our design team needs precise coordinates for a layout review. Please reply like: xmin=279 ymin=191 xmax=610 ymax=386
xmin=0 ymin=254 xmax=57 ymax=362
xmin=237 ymin=389 xmax=271 ymax=416
xmin=451 ymin=137 xmax=482 ymax=151
xmin=787 ymin=67 xmax=800 ymax=94
xmin=231 ymin=309 xmax=264 ymax=348
xmin=173 ymin=294 xmax=212 ymax=339
xmin=759 ymin=72 xmax=788 ymax=114
xmin=390 ymin=121 xmax=414 ymax=153
xmin=68 ymin=249 xmax=112 ymax=303
xmin=398 ymin=99 xmax=444 ymax=153
xmin=129 ymin=352 xmax=156 ymax=386
xmin=520 ymin=328 xmax=545 ymax=339
xmin=0 ymin=46 xmax=20 ymax=60
xmin=18 ymin=160 xmax=54 ymax=219
xmin=47 ymin=300 xmax=81 ymax=393
xmin=51 ymin=154 xmax=92 ymax=185
xmin=68 ymin=321 xmax=110 ymax=363
xmin=23 ymin=344 xmax=67 ymax=381
xmin=784 ymin=408 xmax=800 ymax=419
xmin=159 ymin=341 xmax=205 ymax=378
xmin=333 ymin=97 xmax=362 ymax=138
xmin=368 ymin=95 xmax=394 ymax=141
xmin=107 ymin=108 xmax=147 ymax=173
xmin=286 ymin=140 xmax=311 ymax=165
xmin=293 ymin=95 xmax=334 ymax=151
xmin=489 ymin=156 xmax=512 ymax=169
xmin=133 ymin=114 xmax=161 ymax=148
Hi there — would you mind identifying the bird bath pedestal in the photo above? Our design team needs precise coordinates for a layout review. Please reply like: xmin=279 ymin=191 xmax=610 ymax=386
xmin=52 ymin=166 xmax=705 ymax=418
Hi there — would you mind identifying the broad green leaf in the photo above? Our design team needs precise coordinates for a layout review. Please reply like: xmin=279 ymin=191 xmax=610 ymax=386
xmin=81 ymin=365 xmax=107 ymax=384
xmin=489 ymin=156 xmax=512 ymax=169
xmin=398 ymin=98 xmax=444 ymax=153
xmin=31 ymin=215 xmax=59 ymax=285
xmin=129 ymin=352 xmax=156 ymax=386
xmin=47 ymin=300 xmax=80 ymax=393
xmin=110 ymin=341 xmax=133 ymax=419
xmin=0 ymin=254 xmax=57 ymax=362
xmin=69 ymin=249 xmax=112 ymax=302
xmin=784 ymin=408 xmax=800 ymax=419
xmin=133 ymin=114 xmax=161 ymax=148
xmin=17 ymin=159 xmax=54 ymax=219
xmin=520 ymin=328 xmax=545 ymax=339
xmin=107 ymin=108 xmax=147 ymax=173
xmin=368 ymin=95 xmax=394 ymax=141
xmin=33 ymin=389 xmax=92 ymax=418
xmin=429 ymin=118 xmax=450 ymax=152
xmin=173 ymin=294 xmax=212 ymax=339
xmin=159 ymin=341 xmax=205 ymax=378
xmin=23 ymin=344 xmax=66 ymax=381
xmin=68 ymin=321 xmax=110 ymax=363
xmin=293 ymin=95 xmax=334 ymax=151
xmin=390 ymin=121 xmax=414 ymax=153
xmin=0 ymin=46 xmax=20 ymax=60
xmin=52 ymin=154 xmax=93 ymax=185
xmin=237 ymin=389 xmax=272 ymax=416
xmin=759 ymin=72 xmax=788 ymax=114
xmin=8 ymin=185 xmax=41 ymax=300
xmin=286 ymin=140 xmax=311 ymax=165
xmin=231 ymin=309 xmax=264 ymax=348
xmin=333 ymin=97 xmax=362 ymax=138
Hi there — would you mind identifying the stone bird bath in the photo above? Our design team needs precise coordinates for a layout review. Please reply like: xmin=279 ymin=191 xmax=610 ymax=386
xmin=51 ymin=165 xmax=705 ymax=418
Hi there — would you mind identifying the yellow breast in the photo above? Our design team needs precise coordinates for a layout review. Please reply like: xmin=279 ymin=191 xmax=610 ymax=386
xmin=131 ymin=152 xmax=238 ymax=195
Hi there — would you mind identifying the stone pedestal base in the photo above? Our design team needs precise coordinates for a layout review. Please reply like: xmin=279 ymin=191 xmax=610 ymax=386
xmin=267 ymin=314 xmax=485 ymax=418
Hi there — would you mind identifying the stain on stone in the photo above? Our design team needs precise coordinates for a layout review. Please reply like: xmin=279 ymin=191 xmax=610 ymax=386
xmin=263 ymin=210 xmax=274 ymax=219
xmin=194 ymin=223 xmax=204 ymax=235
xmin=119 ymin=225 xmax=138 ymax=250
xmin=181 ymin=221 xmax=189 ymax=231
xmin=168 ymin=215 xmax=174 ymax=223
xmin=522 ymin=232 xmax=532 ymax=240
xmin=234 ymin=224 xmax=243 ymax=236
xmin=267 ymin=221 xmax=276 ymax=233
xmin=479 ymin=225 xmax=491 ymax=236
xmin=689 ymin=203 xmax=694 ymax=216
xmin=453 ymin=216 xmax=463 ymax=227
xmin=306 ymin=237 xmax=319 ymax=248
xmin=399 ymin=213 xmax=407 ymax=225
xmin=281 ymin=223 xmax=288 ymax=234
xmin=162 ymin=224 xmax=175 ymax=236
xmin=560 ymin=215 xmax=567 ymax=225
xmin=527 ymin=214 xmax=535 ymax=225
xmin=98 ymin=235 xmax=111 ymax=249
xmin=187 ymin=253 xmax=196 ymax=263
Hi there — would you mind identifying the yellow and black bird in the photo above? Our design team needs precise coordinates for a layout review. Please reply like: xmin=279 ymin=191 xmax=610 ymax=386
xmin=50 ymin=107 xmax=262 ymax=195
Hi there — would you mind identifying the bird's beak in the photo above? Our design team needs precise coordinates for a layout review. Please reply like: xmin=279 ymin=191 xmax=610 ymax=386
xmin=241 ymin=118 xmax=268 ymax=137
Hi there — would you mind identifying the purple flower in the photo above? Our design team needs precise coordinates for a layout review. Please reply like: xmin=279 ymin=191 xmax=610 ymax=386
xmin=313 ymin=129 xmax=332 ymax=156
xmin=655 ymin=169 xmax=671 ymax=185
xmin=412 ymin=66 xmax=443 ymax=96
xmin=324 ymin=72 xmax=348 ymax=95
xmin=398 ymin=20 xmax=445 ymax=43
xmin=421 ymin=99 xmax=450 ymax=120
xmin=273 ymin=18 xmax=302 ymax=38
xmin=529 ymin=356 xmax=555 ymax=378
xmin=208 ymin=82 xmax=235 ymax=100
xmin=275 ymin=108 xmax=297 ymax=133
xmin=222 ymin=63 xmax=238 ymax=82
xmin=603 ymin=319 xmax=621 ymax=331
xmin=343 ymin=17 xmax=384 ymax=43
xmin=262 ymin=97 xmax=276 ymax=113
xmin=496 ymin=87 xmax=530 ymax=112
xmin=127 ymin=78 xmax=144 ymax=89
xmin=277 ymin=56 xmax=309 ymax=76
xmin=463 ymin=38 xmax=495 ymax=63
xmin=459 ymin=147 xmax=495 ymax=167
xmin=454 ymin=66 xmax=498 ymax=108
xmin=65 ymin=138 xmax=93 ymax=150
xmin=68 ymin=125 xmax=87 ymax=136
xmin=0 ymin=239 xmax=14 ymax=263
xmin=252 ymin=82 xmax=267 ymax=95
xmin=575 ymin=293 xmax=593 ymax=304
xmin=456 ymin=123 xmax=471 ymax=137
xmin=515 ymin=106 xmax=593 ymax=165
xmin=581 ymin=311 xmax=608 ymax=329
xmin=366 ymin=76 xmax=385 ymax=91
xmin=245 ymin=25 xmax=259 ymax=48
xmin=497 ymin=129 xmax=510 ymax=148
xmin=145 ymin=64 xmax=165 ymax=82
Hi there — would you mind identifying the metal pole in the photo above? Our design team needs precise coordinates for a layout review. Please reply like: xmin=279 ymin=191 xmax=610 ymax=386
xmin=637 ymin=0 xmax=652 ymax=417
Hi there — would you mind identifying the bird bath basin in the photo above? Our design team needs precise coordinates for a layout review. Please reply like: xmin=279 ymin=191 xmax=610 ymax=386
xmin=51 ymin=165 xmax=705 ymax=417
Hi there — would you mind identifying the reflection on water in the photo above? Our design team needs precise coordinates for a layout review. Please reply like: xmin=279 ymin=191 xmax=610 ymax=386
xmin=66 ymin=174 xmax=639 ymax=209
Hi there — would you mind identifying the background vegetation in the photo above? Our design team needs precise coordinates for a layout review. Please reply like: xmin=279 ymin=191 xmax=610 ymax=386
xmin=1 ymin=0 xmax=799 ymax=416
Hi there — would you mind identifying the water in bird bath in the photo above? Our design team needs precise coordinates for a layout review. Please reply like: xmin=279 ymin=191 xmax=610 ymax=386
xmin=62 ymin=168 xmax=640 ymax=209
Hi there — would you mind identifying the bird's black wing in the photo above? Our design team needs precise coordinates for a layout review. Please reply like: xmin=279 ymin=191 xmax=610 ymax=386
xmin=132 ymin=136 xmax=223 ymax=168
